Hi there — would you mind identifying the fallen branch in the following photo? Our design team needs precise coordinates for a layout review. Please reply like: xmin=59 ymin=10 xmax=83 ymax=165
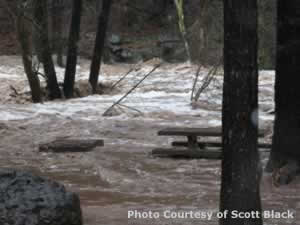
xmin=110 ymin=68 xmax=134 ymax=90
xmin=118 ymin=103 xmax=143 ymax=115
xmin=193 ymin=57 xmax=222 ymax=101
xmin=9 ymin=85 xmax=19 ymax=96
xmin=103 ymin=63 xmax=161 ymax=116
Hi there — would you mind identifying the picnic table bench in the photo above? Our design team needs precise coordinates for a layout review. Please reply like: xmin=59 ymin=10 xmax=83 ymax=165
xmin=152 ymin=127 xmax=270 ymax=159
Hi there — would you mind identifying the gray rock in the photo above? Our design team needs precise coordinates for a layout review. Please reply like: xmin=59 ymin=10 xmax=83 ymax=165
xmin=108 ymin=34 xmax=121 ymax=45
xmin=0 ymin=169 xmax=82 ymax=225
xmin=110 ymin=45 xmax=122 ymax=53
xmin=111 ymin=48 xmax=142 ymax=64
xmin=74 ymin=80 xmax=93 ymax=97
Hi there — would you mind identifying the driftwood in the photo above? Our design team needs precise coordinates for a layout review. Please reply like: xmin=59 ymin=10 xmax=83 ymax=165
xmin=39 ymin=138 xmax=104 ymax=153
xmin=152 ymin=148 xmax=222 ymax=159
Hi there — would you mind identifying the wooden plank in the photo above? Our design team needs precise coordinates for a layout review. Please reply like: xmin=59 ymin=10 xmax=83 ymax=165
xmin=172 ymin=141 xmax=271 ymax=150
xmin=152 ymin=148 xmax=222 ymax=159
xmin=172 ymin=141 xmax=220 ymax=148
xmin=39 ymin=138 xmax=104 ymax=153
xmin=152 ymin=145 xmax=269 ymax=159
xmin=158 ymin=127 xmax=266 ymax=137
xmin=158 ymin=127 xmax=222 ymax=137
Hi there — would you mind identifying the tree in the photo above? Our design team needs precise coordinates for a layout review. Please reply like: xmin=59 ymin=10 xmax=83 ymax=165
xmin=89 ymin=0 xmax=113 ymax=94
xmin=174 ymin=0 xmax=191 ymax=62
xmin=33 ymin=0 xmax=61 ymax=100
xmin=16 ymin=9 xmax=42 ymax=103
xmin=266 ymin=1 xmax=300 ymax=182
xmin=63 ymin=0 xmax=82 ymax=98
xmin=51 ymin=0 xmax=65 ymax=67
xmin=5 ymin=0 xmax=42 ymax=103
xmin=220 ymin=0 xmax=262 ymax=225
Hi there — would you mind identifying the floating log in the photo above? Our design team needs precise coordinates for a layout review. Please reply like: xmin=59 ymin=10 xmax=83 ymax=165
xmin=152 ymin=148 xmax=222 ymax=159
xmin=172 ymin=141 xmax=271 ymax=151
xmin=39 ymin=138 xmax=104 ymax=153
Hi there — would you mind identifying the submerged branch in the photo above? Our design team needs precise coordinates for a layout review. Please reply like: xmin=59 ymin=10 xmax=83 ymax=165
xmin=103 ymin=64 xmax=161 ymax=116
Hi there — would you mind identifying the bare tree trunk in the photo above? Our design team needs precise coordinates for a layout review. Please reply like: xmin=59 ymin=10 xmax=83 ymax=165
xmin=266 ymin=0 xmax=300 ymax=181
xmin=51 ymin=0 xmax=64 ymax=67
xmin=16 ymin=13 xmax=42 ymax=103
xmin=89 ymin=0 xmax=113 ymax=94
xmin=220 ymin=0 xmax=262 ymax=225
xmin=5 ymin=0 xmax=42 ymax=103
xmin=63 ymin=0 xmax=82 ymax=98
xmin=33 ymin=0 xmax=61 ymax=100
xmin=174 ymin=0 xmax=191 ymax=62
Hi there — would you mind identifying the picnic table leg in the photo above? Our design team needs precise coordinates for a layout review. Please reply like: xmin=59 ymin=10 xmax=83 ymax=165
xmin=187 ymin=135 xmax=199 ymax=151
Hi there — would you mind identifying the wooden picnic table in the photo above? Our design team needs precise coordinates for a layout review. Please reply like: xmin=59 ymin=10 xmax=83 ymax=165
xmin=158 ymin=126 xmax=266 ymax=149
xmin=158 ymin=126 xmax=265 ymax=137
xmin=158 ymin=127 xmax=222 ymax=151
xmin=158 ymin=127 xmax=223 ymax=137
xmin=152 ymin=127 xmax=269 ymax=159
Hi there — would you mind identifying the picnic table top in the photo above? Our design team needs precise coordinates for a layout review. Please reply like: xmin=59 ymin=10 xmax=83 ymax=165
xmin=158 ymin=127 xmax=265 ymax=137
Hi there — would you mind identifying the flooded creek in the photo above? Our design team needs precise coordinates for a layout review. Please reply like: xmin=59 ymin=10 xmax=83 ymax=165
xmin=0 ymin=58 xmax=299 ymax=224
xmin=0 ymin=116 xmax=299 ymax=225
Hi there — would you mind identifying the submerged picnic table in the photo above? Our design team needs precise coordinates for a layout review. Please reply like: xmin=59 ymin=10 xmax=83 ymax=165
xmin=152 ymin=127 xmax=270 ymax=159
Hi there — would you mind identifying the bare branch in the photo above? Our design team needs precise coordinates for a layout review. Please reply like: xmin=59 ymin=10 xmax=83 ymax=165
xmin=9 ymin=85 xmax=19 ymax=96
xmin=103 ymin=63 xmax=161 ymax=116
xmin=117 ymin=103 xmax=143 ymax=115
xmin=110 ymin=68 xmax=135 ymax=90
xmin=190 ymin=64 xmax=202 ymax=101
xmin=193 ymin=57 xmax=222 ymax=102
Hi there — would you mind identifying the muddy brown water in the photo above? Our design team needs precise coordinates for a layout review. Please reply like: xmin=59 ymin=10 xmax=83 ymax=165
xmin=0 ymin=57 xmax=290 ymax=224
xmin=0 ymin=114 xmax=299 ymax=225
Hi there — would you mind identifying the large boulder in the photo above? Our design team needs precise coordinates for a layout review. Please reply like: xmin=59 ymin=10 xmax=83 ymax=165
xmin=0 ymin=169 xmax=82 ymax=225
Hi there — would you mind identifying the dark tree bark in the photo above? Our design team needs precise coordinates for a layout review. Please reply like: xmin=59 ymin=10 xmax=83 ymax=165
xmin=33 ymin=0 xmax=61 ymax=100
xmin=89 ymin=0 xmax=113 ymax=94
xmin=8 ymin=1 xmax=42 ymax=103
xmin=63 ymin=0 xmax=82 ymax=98
xmin=16 ymin=13 xmax=42 ymax=103
xmin=266 ymin=1 xmax=300 ymax=179
xmin=220 ymin=1 xmax=262 ymax=225
xmin=51 ymin=0 xmax=64 ymax=67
